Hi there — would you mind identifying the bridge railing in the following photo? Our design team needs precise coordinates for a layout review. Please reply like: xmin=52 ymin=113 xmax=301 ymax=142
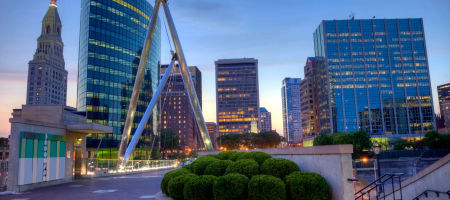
xmin=85 ymin=159 xmax=177 ymax=175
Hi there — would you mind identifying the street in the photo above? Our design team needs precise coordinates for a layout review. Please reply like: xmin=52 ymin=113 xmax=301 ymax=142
xmin=1 ymin=169 xmax=172 ymax=200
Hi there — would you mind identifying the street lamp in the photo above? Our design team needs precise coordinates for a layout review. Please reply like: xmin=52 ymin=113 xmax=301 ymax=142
xmin=372 ymin=141 xmax=382 ymax=179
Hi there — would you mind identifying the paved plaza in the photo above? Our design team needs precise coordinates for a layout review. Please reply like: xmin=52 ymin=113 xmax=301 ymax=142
xmin=1 ymin=169 xmax=172 ymax=200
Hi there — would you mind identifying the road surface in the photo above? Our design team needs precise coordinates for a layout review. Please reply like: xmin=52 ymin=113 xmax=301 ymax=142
xmin=1 ymin=169 xmax=172 ymax=200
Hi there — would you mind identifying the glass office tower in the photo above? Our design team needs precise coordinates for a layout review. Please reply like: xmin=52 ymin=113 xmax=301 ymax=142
xmin=215 ymin=58 xmax=260 ymax=135
xmin=314 ymin=18 xmax=435 ymax=137
xmin=282 ymin=78 xmax=302 ymax=142
xmin=77 ymin=0 xmax=161 ymax=150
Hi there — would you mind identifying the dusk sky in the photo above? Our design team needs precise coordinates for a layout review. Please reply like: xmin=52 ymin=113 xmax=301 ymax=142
xmin=0 ymin=0 xmax=449 ymax=137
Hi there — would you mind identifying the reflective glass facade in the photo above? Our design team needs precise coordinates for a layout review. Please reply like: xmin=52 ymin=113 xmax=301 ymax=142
xmin=77 ymin=0 xmax=161 ymax=145
xmin=438 ymin=83 xmax=450 ymax=132
xmin=215 ymin=58 xmax=260 ymax=135
xmin=282 ymin=78 xmax=302 ymax=142
xmin=314 ymin=18 xmax=435 ymax=137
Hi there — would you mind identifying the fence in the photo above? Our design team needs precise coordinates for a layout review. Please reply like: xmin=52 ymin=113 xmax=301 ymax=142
xmin=85 ymin=159 xmax=177 ymax=175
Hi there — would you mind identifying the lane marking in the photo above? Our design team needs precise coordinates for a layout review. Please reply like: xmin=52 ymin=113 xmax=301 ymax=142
xmin=139 ymin=195 xmax=156 ymax=199
xmin=92 ymin=189 xmax=118 ymax=194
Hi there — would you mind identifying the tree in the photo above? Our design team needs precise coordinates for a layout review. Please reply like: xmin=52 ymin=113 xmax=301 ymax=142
xmin=390 ymin=138 xmax=412 ymax=150
xmin=217 ymin=134 xmax=241 ymax=150
xmin=313 ymin=134 xmax=334 ymax=146
xmin=159 ymin=129 xmax=180 ymax=157
xmin=313 ymin=131 xmax=372 ymax=158
xmin=216 ymin=131 xmax=283 ymax=150
xmin=422 ymin=131 xmax=450 ymax=149
xmin=254 ymin=132 xmax=282 ymax=148
xmin=0 ymin=137 xmax=8 ymax=147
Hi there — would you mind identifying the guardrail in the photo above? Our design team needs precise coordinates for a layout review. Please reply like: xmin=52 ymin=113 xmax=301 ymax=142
xmin=85 ymin=159 xmax=177 ymax=175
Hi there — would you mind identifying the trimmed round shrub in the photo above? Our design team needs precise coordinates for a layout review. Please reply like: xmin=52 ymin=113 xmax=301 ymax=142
xmin=261 ymin=158 xmax=300 ymax=179
xmin=237 ymin=151 xmax=271 ymax=165
xmin=285 ymin=171 xmax=330 ymax=200
xmin=168 ymin=173 xmax=198 ymax=200
xmin=190 ymin=156 xmax=219 ymax=175
xmin=161 ymin=168 xmax=191 ymax=195
xmin=213 ymin=173 xmax=249 ymax=200
xmin=225 ymin=159 xmax=259 ymax=178
xmin=183 ymin=175 xmax=217 ymax=200
xmin=203 ymin=154 xmax=219 ymax=159
xmin=204 ymin=160 xmax=233 ymax=176
xmin=217 ymin=151 xmax=238 ymax=160
xmin=248 ymin=175 xmax=286 ymax=200
xmin=229 ymin=151 xmax=247 ymax=161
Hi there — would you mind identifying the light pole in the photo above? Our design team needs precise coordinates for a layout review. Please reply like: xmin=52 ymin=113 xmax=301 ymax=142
xmin=373 ymin=141 xmax=382 ymax=179
xmin=372 ymin=141 xmax=382 ymax=194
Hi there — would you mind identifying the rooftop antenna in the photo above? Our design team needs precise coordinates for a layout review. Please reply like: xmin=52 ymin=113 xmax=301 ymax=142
xmin=349 ymin=12 xmax=355 ymax=20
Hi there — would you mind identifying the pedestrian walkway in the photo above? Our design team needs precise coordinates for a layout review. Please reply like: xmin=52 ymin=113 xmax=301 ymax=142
xmin=1 ymin=169 xmax=172 ymax=200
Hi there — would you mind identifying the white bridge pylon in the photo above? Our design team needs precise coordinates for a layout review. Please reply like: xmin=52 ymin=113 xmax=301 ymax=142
xmin=119 ymin=0 xmax=213 ymax=165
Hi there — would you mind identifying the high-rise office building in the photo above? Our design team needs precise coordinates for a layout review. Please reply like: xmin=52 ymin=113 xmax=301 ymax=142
xmin=438 ymin=83 xmax=450 ymax=132
xmin=215 ymin=58 xmax=260 ymax=135
xmin=77 ymin=0 xmax=161 ymax=149
xmin=160 ymin=65 xmax=202 ymax=153
xmin=300 ymin=57 xmax=325 ymax=137
xmin=282 ymin=78 xmax=302 ymax=142
xmin=259 ymin=107 xmax=272 ymax=132
xmin=206 ymin=122 xmax=218 ymax=149
xmin=27 ymin=1 xmax=67 ymax=106
xmin=314 ymin=18 xmax=435 ymax=138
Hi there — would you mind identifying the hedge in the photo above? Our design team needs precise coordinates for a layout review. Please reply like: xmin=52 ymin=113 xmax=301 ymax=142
xmin=204 ymin=160 xmax=234 ymax=176
xmin=161 ymin=168 xmax=191 ymax=194
xmin=229 ymin=151 xmax=247 ymax=161
xmin=248 ymin=175 xmax=286 ymax=200
xmin=168 ymin=173 xmax=198 ymax=200
xmin=190 ymin=156 xmax=219 ymax=175
xmin=237 ymin=151 xmax=271 ymax=165
xmin=213 ymin=173 xmax=249 ymax=200
xmin=217 ymin=151 xmax=237 ymax=160
xmin=285 ymin=171 xmax=330 ymax=200
xmin=261 ymin=158 xmax=300 ymax=179
xmin=225 ymin=159 xmax=259 ymax=178
xmin=183 ymin=175 xmax=217 ymax=200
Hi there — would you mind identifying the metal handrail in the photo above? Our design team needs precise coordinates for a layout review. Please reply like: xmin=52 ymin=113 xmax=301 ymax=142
xmin=355 ymin=173 xmax=403 ymax=200
xmin=413 ymin=190 xmax=450 ymax=200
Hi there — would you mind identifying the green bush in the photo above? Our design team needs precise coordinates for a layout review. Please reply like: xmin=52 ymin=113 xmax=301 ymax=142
xmin=203 ymin=154 xmax=219 ymax=159
xmin=229 ymin=151 xmax=247 ymax=161
xmin=161 ymin=168 xmax=191 ymax=194
xmin=237 ymin=151 xmax=271 ymax=165
xmin=261 ymin=158 xmax=300 ymax=179
xmin=183 ymin=175 xmax=217 ymax=200
xmin=204 ymin=160 xmax=233 ymax=176
xmin=218 ymin=151 xmax=237 ymax=160
xmin=190 ymin=156 xmax=219 ymax=175
xmin=168 ymin=173 xmax=198 ymax=200
xmin=225 ymin=159 xmax=259 ymax=178
xmin=248 ymin=175 xmax=286 ymax=200
xmin=285 ymin=171 xmax=330 ymax=200
xmin=213 ymin=173 xmax=249 ymax=200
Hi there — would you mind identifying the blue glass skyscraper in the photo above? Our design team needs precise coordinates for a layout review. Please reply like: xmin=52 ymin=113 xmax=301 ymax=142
xmin=77 ymin=0 xmax=161 ymax=149
xmin=314 ymin=18 xmax=435 ymax=138
xmin=282 ymin=78 xmax=302 ymax=142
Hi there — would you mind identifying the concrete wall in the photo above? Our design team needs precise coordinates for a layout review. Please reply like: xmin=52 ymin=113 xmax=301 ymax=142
xmin=199 ymin=145 xmax=355 ymax=200
xmin=383 ymin=154 xmax=450 ymax=200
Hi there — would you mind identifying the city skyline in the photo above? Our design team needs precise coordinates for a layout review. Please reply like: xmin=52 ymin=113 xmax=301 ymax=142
xmin=1 ymin=0 xmax=450 ymax=137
